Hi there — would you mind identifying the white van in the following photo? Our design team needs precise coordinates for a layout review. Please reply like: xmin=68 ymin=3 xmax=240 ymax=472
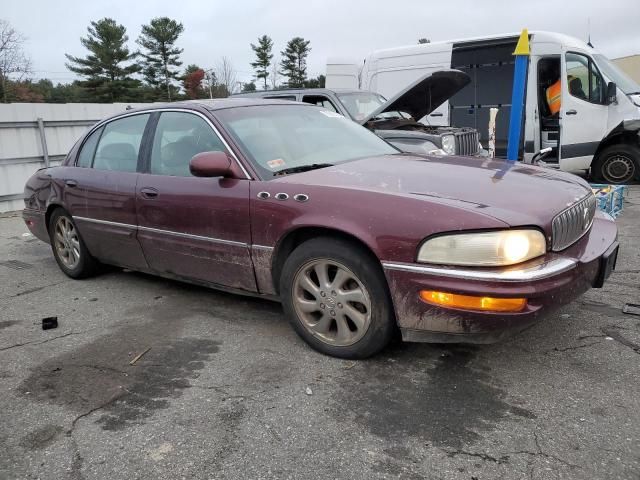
xmin=327 ymin=31 xmax=640 ymax=183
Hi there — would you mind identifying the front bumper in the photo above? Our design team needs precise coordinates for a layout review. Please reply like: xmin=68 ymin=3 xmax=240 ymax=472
xmin=383 ymin=211 xmax=618 ymax=344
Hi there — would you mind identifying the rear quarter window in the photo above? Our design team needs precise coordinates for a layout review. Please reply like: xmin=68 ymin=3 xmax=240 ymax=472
xmin=76 ymin=127 xmax=103 ymax=168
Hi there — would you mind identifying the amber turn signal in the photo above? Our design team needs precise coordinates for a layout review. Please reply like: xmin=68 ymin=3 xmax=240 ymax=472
xmin=419 ymin=290 xmax=527 ymax=312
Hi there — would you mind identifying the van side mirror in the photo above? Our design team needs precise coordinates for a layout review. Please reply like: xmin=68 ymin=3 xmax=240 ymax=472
xmin=606 ymin=82 xmax=617 ymax=105
xmin=189 ymin=151 xmax=233 ymax=177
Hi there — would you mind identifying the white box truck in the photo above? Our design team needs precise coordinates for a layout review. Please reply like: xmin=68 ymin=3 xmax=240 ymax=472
xmin=327 ymin=31 xmax=640 ymax=183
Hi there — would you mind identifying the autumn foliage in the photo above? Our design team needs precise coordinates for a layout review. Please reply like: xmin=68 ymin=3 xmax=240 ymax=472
xmin=184 ymin=68 xmax=205 ymax=99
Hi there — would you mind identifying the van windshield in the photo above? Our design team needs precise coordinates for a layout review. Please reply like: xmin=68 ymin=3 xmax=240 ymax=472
xmin=593 ymin=54 xmax=640 ymax=95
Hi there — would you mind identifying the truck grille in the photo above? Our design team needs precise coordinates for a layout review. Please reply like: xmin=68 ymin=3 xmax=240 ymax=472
xmin=551 ymin=194 xmax=597 ymax=251
xmin=454 ymin=130 xmax=480 ymax=156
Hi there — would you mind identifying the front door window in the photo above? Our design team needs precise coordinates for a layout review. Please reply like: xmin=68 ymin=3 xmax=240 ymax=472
xmin=565 ymin=53 xmax=605 ymax=105
xmin=149 ymin=112 xmax=228 ymax=176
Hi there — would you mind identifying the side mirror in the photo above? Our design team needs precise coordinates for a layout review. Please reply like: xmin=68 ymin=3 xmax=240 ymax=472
xmin=606 ymin=82 xmax=617 ymax=105
xmin=189 ymin=151 xmax=232 ymax=177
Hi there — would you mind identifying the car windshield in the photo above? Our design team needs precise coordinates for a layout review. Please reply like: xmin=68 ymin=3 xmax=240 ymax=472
xmin=215 ymin=104 xmax=398 ymax=178
xmin=593 ymin=54 xmax=640 ymax=95
xmin=337 ymin=92 xmax=387 ymax=121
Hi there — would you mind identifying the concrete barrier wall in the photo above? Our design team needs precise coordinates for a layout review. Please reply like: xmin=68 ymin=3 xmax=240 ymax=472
xmin=0 ymin=103 xmax=153 ymax=212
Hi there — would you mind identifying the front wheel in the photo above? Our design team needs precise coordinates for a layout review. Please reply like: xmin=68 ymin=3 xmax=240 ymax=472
xmin=592 ymin=144 xmax=639 ymax=184
xmin=280 ymin=237 xmax=395 ymax=359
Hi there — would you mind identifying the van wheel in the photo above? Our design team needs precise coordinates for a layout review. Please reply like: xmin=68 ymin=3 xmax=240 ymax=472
xmin=280 ymin=237 xmax=395 ymax=359
xmin=48 ymin=209 xmax=99 ymax=279
xmin=592 ymin=144 xmax=639 ymax=184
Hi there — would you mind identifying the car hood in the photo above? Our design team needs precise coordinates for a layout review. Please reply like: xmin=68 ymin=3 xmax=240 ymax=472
xmin=360 ymin=70 xmax=470 ymax=125
xmin=275 ymin=154 xmax=593 ymax=229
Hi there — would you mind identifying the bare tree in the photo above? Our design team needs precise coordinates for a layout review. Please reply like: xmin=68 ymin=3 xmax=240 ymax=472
xmin=270 ymin=55 xmax=279 ymax=90
xmin=204 ymin=69 xmax=216 ymax=99
xmin=0 ymin=19 xmax=32 ymax=102
xmin=215 ymin=56 xmax=237 ymax=96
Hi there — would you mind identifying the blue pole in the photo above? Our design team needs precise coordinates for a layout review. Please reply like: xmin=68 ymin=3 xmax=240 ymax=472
xmin=506 ymin=29 xmax=530 ymax=162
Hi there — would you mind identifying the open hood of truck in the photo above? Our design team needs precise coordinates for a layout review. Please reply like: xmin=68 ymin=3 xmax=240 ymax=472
xmin=360 ymin=69 xmax=470 ymax=125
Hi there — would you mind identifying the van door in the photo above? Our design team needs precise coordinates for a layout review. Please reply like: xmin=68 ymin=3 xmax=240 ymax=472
xmin=559 ymin=51 xmax=608 ymax=172
xmin=450 ymin=37 xmax=519 ymax=157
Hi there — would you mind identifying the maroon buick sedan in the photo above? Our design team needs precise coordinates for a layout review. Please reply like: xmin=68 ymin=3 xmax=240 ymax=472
xmin=23 ymin=99 xmax=619 ymax=358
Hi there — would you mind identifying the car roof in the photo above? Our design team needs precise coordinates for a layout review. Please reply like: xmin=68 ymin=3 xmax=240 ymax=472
xmin=96 ymin=98 xmax=313 ymax=123
xmin=234 ymin=88 xmax=366 ymax=97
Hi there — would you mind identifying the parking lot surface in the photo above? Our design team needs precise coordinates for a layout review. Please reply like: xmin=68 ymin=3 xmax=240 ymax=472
xmin=1 ymin=188 xmax=639 ymax=480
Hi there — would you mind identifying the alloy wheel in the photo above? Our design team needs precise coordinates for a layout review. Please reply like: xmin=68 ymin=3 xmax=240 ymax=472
xmin=292 ymin=259 xmax=372 ymax=347
xmin=54 ymin=216 xmax=81 ymax=269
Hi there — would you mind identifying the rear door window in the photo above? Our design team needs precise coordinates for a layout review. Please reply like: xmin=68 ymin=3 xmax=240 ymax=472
xmin=264 ymin=95 xmax=297 ymax=101
xmin=302 ymin=95 xmax=339 ymax=113
xmin=93 ymin=114 xmax=150 ymax=172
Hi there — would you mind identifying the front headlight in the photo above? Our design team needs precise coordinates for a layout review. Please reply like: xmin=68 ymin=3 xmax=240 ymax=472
xmin=417 ymin=229 xmax=547 ymax=266
xmin=441 ymin=134 xmax=455 ymax=155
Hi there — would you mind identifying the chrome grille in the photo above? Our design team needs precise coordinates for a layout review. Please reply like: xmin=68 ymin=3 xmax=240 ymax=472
xmin=454 ymin=130 xmax=480 ymax=156
xmin=551 ymin=194 xmax=597 ymax=251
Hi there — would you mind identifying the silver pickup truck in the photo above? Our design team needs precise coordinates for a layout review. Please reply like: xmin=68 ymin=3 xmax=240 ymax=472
xmin=235 ymin=70 xmax=484 ymax=157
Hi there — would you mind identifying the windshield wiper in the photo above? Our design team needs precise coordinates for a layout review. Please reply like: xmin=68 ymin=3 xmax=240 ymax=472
xmin=273 ymin=163 xmax=334 ymax=176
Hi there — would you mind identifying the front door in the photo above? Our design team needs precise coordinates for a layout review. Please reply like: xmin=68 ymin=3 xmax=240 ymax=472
xmin=559 ymin=51 xmax=608 ymax=172
xmin=136 ymin=110 xmax=255 ymax=291
xmin=71 ymin=113 xmax=151 ymax=270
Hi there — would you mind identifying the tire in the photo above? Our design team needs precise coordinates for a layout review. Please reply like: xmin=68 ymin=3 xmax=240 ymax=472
xmin=592 ymin=144 xmax=640 ymax=184
xmin=48 ymin=208 xmax=99 ymax=279
xmin=279 ymin=236 xmax=395 ymax=359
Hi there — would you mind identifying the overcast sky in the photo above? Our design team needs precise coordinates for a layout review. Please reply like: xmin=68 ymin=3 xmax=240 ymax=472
xmin=3 ymin=0 xmax=639 ymax=85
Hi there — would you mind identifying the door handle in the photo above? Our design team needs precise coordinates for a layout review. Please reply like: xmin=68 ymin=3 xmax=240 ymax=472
xmin=140 ymin=187 xmax=159 ymax=199
xmin=430 ymin=113 xmax=443 ymax=117
xmin=65 ymin=179 xmax=78 ymax=188
xmin=566 ymin=109 xmax=577 ymax=115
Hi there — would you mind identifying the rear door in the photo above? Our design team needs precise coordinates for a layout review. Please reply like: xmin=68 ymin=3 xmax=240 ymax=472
xmin=135 ymin=110 xmax=255 ymax=291
xmin=71 ymin=113 xmax=151 ymax=270
xmin=559 ymin=51 xmax=608 ymax=171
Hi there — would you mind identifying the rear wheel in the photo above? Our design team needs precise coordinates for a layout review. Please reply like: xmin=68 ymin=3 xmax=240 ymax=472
xmin=48 ymin=209 xmax=99 ymax=279
xmin=592 ymin=144 xmax=639 ymax=184
xmin=280 ymin=237 xmax=395 ymax=359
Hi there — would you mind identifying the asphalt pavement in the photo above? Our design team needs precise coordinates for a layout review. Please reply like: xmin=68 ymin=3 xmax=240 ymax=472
xmin=1 ymin=188 xmax=639 ymax=480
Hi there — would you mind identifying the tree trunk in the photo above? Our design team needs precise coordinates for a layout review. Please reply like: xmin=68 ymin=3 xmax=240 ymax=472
xmin=164 ymin=49 xmax=171 ymax=101
xmin=165 ymin=64 xmax=170 ymax=101
xmin=1 ymin=73 xmax=6 ymax=103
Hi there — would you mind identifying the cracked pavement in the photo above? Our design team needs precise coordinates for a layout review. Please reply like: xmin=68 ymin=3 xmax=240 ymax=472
xmin=1 ymin=187 xmax=639 ymax=480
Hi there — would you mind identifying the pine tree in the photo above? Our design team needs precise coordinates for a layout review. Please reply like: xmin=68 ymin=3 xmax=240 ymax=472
xmin=250 ymin=35 xmax=273 ymax=90
xmin=65 ymin=18 xmax=140 ymax=102
xmin=280 ymin=37 xmax=311 ymax=88
xmin=137 ymin=17 xmax=184 ymax=101
xmin=241 ymin=81 xmax=257 ymax=92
